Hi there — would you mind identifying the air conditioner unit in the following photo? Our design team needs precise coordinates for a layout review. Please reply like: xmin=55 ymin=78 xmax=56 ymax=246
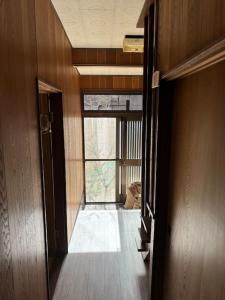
xmin=123 ymin=35 xmax=144 ymax=53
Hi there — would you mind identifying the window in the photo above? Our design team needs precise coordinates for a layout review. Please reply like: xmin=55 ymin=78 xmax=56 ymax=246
xmin=83 ymin=94 xmax=142 ymax=111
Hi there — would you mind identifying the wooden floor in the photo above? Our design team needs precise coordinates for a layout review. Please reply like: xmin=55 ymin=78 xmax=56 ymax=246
xmin=53 ymin=206 xmax=150 ymax=300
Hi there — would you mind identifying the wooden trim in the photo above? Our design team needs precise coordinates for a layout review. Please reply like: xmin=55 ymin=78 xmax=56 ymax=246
xmin=82 ymin=90 xmax=142 ymax=95
xmin=81 ymin=117 xmax=87 ymax=205
xmin=142 ymin=6 xmax=155 ymax=219
xmin=35 ymin=86 xmax=51 ymax=300
xmin=85 ymin=201 xmax=124 ymax=205
xmin=37 ymin=90 xmax=68 ymax=298
xmin=85 ymin=159 xmax=117 ymax=162
xmin=49 ymin=93 xmax=68 ymax=256
xmin=150 ymin=80 xmax=174 ymax=300
xmin=121 ymin=118 xmax=127 ymax=199
xmin=137 ymin=0 xmax=154 ymax=28
xmin=72 ymin=48 xmax=143 ymax=66
xmin=141 ymin=16 xmax=149 ymax=217
xmin=162 ymin=37 xmax=225 ymax=81
xmin=83 ymin=111 xmax=142 ymax=118
xmin=38 ymin=79 xmax=61 ymax=94
xmin=116 ymin=118 xmax=120 ymax=201
xmin=81 ymin=88 xmax=143 ymax=94
xmin=84 ymin=158 xmax=141 ymax=165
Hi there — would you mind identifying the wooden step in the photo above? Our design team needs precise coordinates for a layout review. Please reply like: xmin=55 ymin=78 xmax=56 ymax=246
xmin=135 ymin=237 xmax=149 ymax=252
xmin=135 ymin=237 xmax=150 ymax=263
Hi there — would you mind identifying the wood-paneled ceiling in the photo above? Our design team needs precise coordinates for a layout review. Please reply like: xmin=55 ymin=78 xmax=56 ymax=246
xmin=51 ymin=0 xmax=144 ymax=48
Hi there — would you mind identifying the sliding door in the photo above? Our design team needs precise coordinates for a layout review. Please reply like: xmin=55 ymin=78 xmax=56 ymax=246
xmin=83 ymin=93 xmax=143 ymax=204
xmin=84 ymin=116 xmax=142 ymax=204
xmin=84 ymin=118 xmax=117 ymax=203
xmin=119 ymin=118 xmax=142 ymax=201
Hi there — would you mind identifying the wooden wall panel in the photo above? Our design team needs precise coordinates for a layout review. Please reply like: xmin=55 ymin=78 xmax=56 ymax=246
xmin=73 ymin=48 xmax=143 ymax=66
xmin=0 ymin=141 xmax=14 ymax=299
xmin=0 ymin=0 xmax=47 ymax=299
xmin=80 ymin=75 xmax=143 ymax=91
xmin=35 ymin=0 xmax=84 ymax=241
xmin=164 ymin=63 xmax=225 ymax=300
xmin=158 ymin=0 xmax=225 ymax=72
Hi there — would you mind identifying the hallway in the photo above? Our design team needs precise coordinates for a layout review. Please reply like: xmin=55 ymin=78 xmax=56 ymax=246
xmin=2 ymin=0 xmax=225 ymax=299
xmin=54 ymin=207 xmax=149 ymax=300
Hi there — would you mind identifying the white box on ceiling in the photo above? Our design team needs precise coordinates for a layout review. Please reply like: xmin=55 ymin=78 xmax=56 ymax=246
xmin=123 ymin=35 xmax=144 ymax=53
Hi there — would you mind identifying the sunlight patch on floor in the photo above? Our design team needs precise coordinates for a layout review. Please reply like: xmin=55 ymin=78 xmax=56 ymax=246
xmin=68 ymin=210 xmax=121 ymax=253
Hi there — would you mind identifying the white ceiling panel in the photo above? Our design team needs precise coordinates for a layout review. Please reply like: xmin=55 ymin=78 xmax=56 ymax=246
xmin=78 ymin=0 xmax=115 ymax=10
xmin=76 ymin=66 xmax=143 ymax=76
xmin=52 ymin=0 xmax=144 ymax=48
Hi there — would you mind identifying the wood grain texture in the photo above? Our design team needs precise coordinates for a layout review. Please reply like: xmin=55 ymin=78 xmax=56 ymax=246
xmin=162 ymin=37 xmax=225 ymax=80
xmin=0 ymin=0 xmax=84 ymax=298
xmin=80 ymin=75 xmax=143 ymax=91
xmin=163 ymin=62 xmax=225 ymax=300
xmin=0 ymin=0 xmax=47 ymax=298
xmin=0 ymin=144 xmax=14 ymax=299
xmin=158 ymin=0 xmax=225 ymax=72
xmin=72 ymin=48 xmax=143 ymax=66
xmin=39 ymin=95 xmax=57 ymax=257
xmin=35 ymin=0 xmax=84 ymax=241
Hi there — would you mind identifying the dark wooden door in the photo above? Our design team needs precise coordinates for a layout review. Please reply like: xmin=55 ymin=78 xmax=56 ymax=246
xmin=140 ymin=2 xmax=173 ymax=299
xmin=38 ymin=91 xmax=68 ymax=299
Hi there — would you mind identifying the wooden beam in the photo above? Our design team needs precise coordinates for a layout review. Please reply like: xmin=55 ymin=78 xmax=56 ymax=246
xmin=72 ymin=48 xmax=143 ymax=66
xmin=137 ymin=0 xmax=154 ymax=28
xmin=162 ymin=37 xmax=225 ymax=81
xmin=83 ymin=111 xmax=142 ymax=118
xmin=80 ymin=75 xmax=143 ymax=91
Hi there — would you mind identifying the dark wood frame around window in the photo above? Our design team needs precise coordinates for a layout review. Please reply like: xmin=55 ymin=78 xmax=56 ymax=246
xmin=82 ymin=91 xmax=143 ymax=205
xmin=82 ymin=91 xmax=143 ymax=114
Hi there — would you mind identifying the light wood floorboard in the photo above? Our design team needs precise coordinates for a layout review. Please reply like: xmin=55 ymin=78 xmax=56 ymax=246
xmin=54 ymin=208 xmax=150 ymax=300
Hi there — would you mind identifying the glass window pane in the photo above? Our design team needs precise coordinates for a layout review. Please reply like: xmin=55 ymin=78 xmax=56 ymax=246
xmin=83 ymin=94 xmax=142 ymax=111
xmin=125 ymin=166 xmax=142 ymax=189
xmin=126 ymin=120 xmax=142 ymax=159
xmin=129 ymin=95 xmax=143 ymax=111
xmin=84 ymin=118 xmax=116 ymax=159
xmin=84 ymin=95 xmax=126 ymax=111
xmin=85 ymin=161 xmax=116 ymax=202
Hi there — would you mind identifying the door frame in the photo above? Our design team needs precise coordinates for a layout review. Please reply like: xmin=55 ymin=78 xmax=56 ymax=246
xmin=140 ymin=3 xmax=174 ymax=299
xmin=36 ymin=79 xmax=68 ymax=299
xmin=83 ymin=116 xmax=120 ymax=204
xmin=82 ymin=91 xmax=142 ymax=205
